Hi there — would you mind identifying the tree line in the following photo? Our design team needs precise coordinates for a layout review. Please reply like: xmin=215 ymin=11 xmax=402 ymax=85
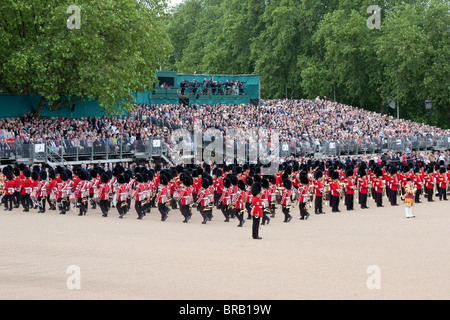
xmin=164 ymin=0 xmax=449 ymax=128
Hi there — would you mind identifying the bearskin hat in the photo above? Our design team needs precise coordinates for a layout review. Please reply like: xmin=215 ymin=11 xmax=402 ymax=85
xmin=251 ymin=182 xmax=262 ymax=197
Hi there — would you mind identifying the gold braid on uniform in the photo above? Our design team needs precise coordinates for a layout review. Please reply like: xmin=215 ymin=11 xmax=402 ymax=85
xmin=402 ymin=185 xmax=416 ymax=207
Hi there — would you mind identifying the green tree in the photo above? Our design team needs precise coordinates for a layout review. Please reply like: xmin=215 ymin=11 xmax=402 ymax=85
xmin=0 ymin=0 xmax=170 ymax=117
xmin=376 ymin=0 xmax=449 ymax=127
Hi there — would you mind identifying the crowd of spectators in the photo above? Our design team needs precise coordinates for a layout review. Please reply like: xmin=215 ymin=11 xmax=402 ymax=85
xmin=0 ymin=98 xmax=449 ymax=160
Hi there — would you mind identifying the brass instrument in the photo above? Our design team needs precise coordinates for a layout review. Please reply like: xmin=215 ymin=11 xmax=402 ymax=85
xmin=324 ymin=182 xmax=330 ymax=202
xmin=166 ymin=197 xmax=172 ymax=209
xmin=339 ymin=181 xmax=345 ymax=204
xmin=308 ymin=184 xmax=315 ymax=204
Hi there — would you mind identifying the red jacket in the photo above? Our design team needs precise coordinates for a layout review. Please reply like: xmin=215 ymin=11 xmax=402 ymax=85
xmin=21 ymin=178 xmax=33 ymax=195
xmin=5 ymin=180 xmax=16 ymax=195
xmin=251 ymin=195 xmax=263 ymax=217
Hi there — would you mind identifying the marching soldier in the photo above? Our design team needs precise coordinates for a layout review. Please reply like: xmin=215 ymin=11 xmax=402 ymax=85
xmin=37 ymin=170 xmax=48 ymax=213
xmin=280 ymin=178 xmax=293 ymax=223
xmin=232 ymin=180 xmax=247 ymax=227
xmin=197 ymin=178 xmax=212 ymax=224
xmin=156 ymin=173 xmax=170 ymax=221
xmin=178 ymin=174 xmax=194 ymax=223
xmin=251 ymin=182 xmax=263 ymax=239
xmin=358 ymin=169 xmax=370 ymax=209
xmin=424 ymin=168 xmax=435 ymax=202
xmin=4 ymin=170 xmax=15 ymax=211
xmin=57 ymin=171 xmax=69 ymax=215
xmin=344 ymin=169 xmax=355 ymax=211
xmin=134 ymin=173 xmax=146 ymax=219
xmin=412 ymin=168 xmax=423 ymax=203
xmin=438 ymin=167 xmax=448 ymax=201
xmin=20 ymin=169 xmax=33 ymax=212
xmin=313 ymin=170 xmax=325 ymax=214
xmin=330 ymin=171 xmax=341 ymax=213
xmin=219 ymin=177 xmax=232 ymax=222
xmin=260 ymin=178 xmax=271 ymax=225
xmin=116 ymin=174 xmax=129 ymax=219
xmin=298 ymin=174 xmax=310 ymax=220
xmin=245 ymin=176 xmax=253 ymax=220
xmin=374 ymin=169 xmax=384 ymax=207
xmin=99 ymin=173 xmax=111 ymax=217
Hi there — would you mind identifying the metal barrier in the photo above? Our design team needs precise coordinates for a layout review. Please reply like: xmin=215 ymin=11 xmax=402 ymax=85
xmin=1 ymin=134 xmax=449 ymax=165
xmin=0 ymin=137 xmax=167 ymax=165
xmin=165 ymin=134 xmax=450 ymax=162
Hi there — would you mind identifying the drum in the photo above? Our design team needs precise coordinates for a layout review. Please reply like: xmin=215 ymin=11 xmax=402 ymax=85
xmin=30 ymin=192 xmax=37 ymax=201
xmin=93 ymin=190 xmax=101 ymax=203
xmin=50 ymin=193 xmax=58 ymax=203
xmin=69 ymin=193 xmax=78 ymax=204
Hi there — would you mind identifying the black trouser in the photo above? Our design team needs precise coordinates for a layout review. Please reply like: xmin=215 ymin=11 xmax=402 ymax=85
xmin=215 ymin=192 xmax=222 ymax=209
xmin=63 ymin=197 xmax=70 ymax=212
xmin=439 ymin=187 xmax=447 ymax=200
xmin=234 ymin=208 xmax=244 ymax=225
xmin=376 ymin=192 xmax=383 ymax=207
xmin=198 ymin=205 xmax=210 ymax=222
xmin=78 ymin=197 xmax=88 ymax=215
xmin=299 ymin=202 xmax=309 ymax=219
xmin=150 ymin=195 xmax=156 ymax=208
xmin=345 ymin=194 xmax=354 ymax=210
xmin=270 ymin=202 xmax=276 ymax=217
xmin=171 ymin=198 xmax=177 ymax=209
xmin=221 ymin=204 xmax=230 ymax=220
xmin=158 ymin=202 xmax=169 ymax=220
xmin=117 ymin=200 xmax=128 ymax=217
xmin=282 ymin=205 xmax=292 ymax=222
xmin=331 ymin=195 xmax=340 ymax=212
xmin=252 ymin=216 xmax=261 ymax=238
xmin=135 ymin=200 xmax=144 ymax=217
xmin=13 ymin=191 xmax=20 ymax=207
xmin=180 ymin=204 xmax=192 ymax=221
xmin=389 ymin=190 xmax=398 ymax=205
xmin=415 ymin=189 xmax=422 ymax=202
xmin=99 ymin=199 xmax=109 ymax=215
xmin=315 ymin=195 xmax=323 ymax=213
xmin=89 ymin=192 xmax=97 ymax=209
xmin=21 ymin=194 xmax=31 ymax=210
xmin=37 ymin=196 xmax=46 ymax=212
xmin=426 ymin=188 xmax=433 ymax=201
xmin=57 ymin=197 xmax=65 ymax=213
xmin=4 ymin=194 xmax=13 ymax=210
xmin=360 ymin=193 xmax=368 ymax=208
xmin=47 ymin=195 xmax=56 ymax=210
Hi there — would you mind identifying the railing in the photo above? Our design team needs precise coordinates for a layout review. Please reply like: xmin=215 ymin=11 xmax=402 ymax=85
xmin=1 ymin=135 xmax=449 ymax=165
xmin=0 ymin=137 xmax=167 ymax=165
xmin=166 ymin=134 xmax=450 ymax=162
